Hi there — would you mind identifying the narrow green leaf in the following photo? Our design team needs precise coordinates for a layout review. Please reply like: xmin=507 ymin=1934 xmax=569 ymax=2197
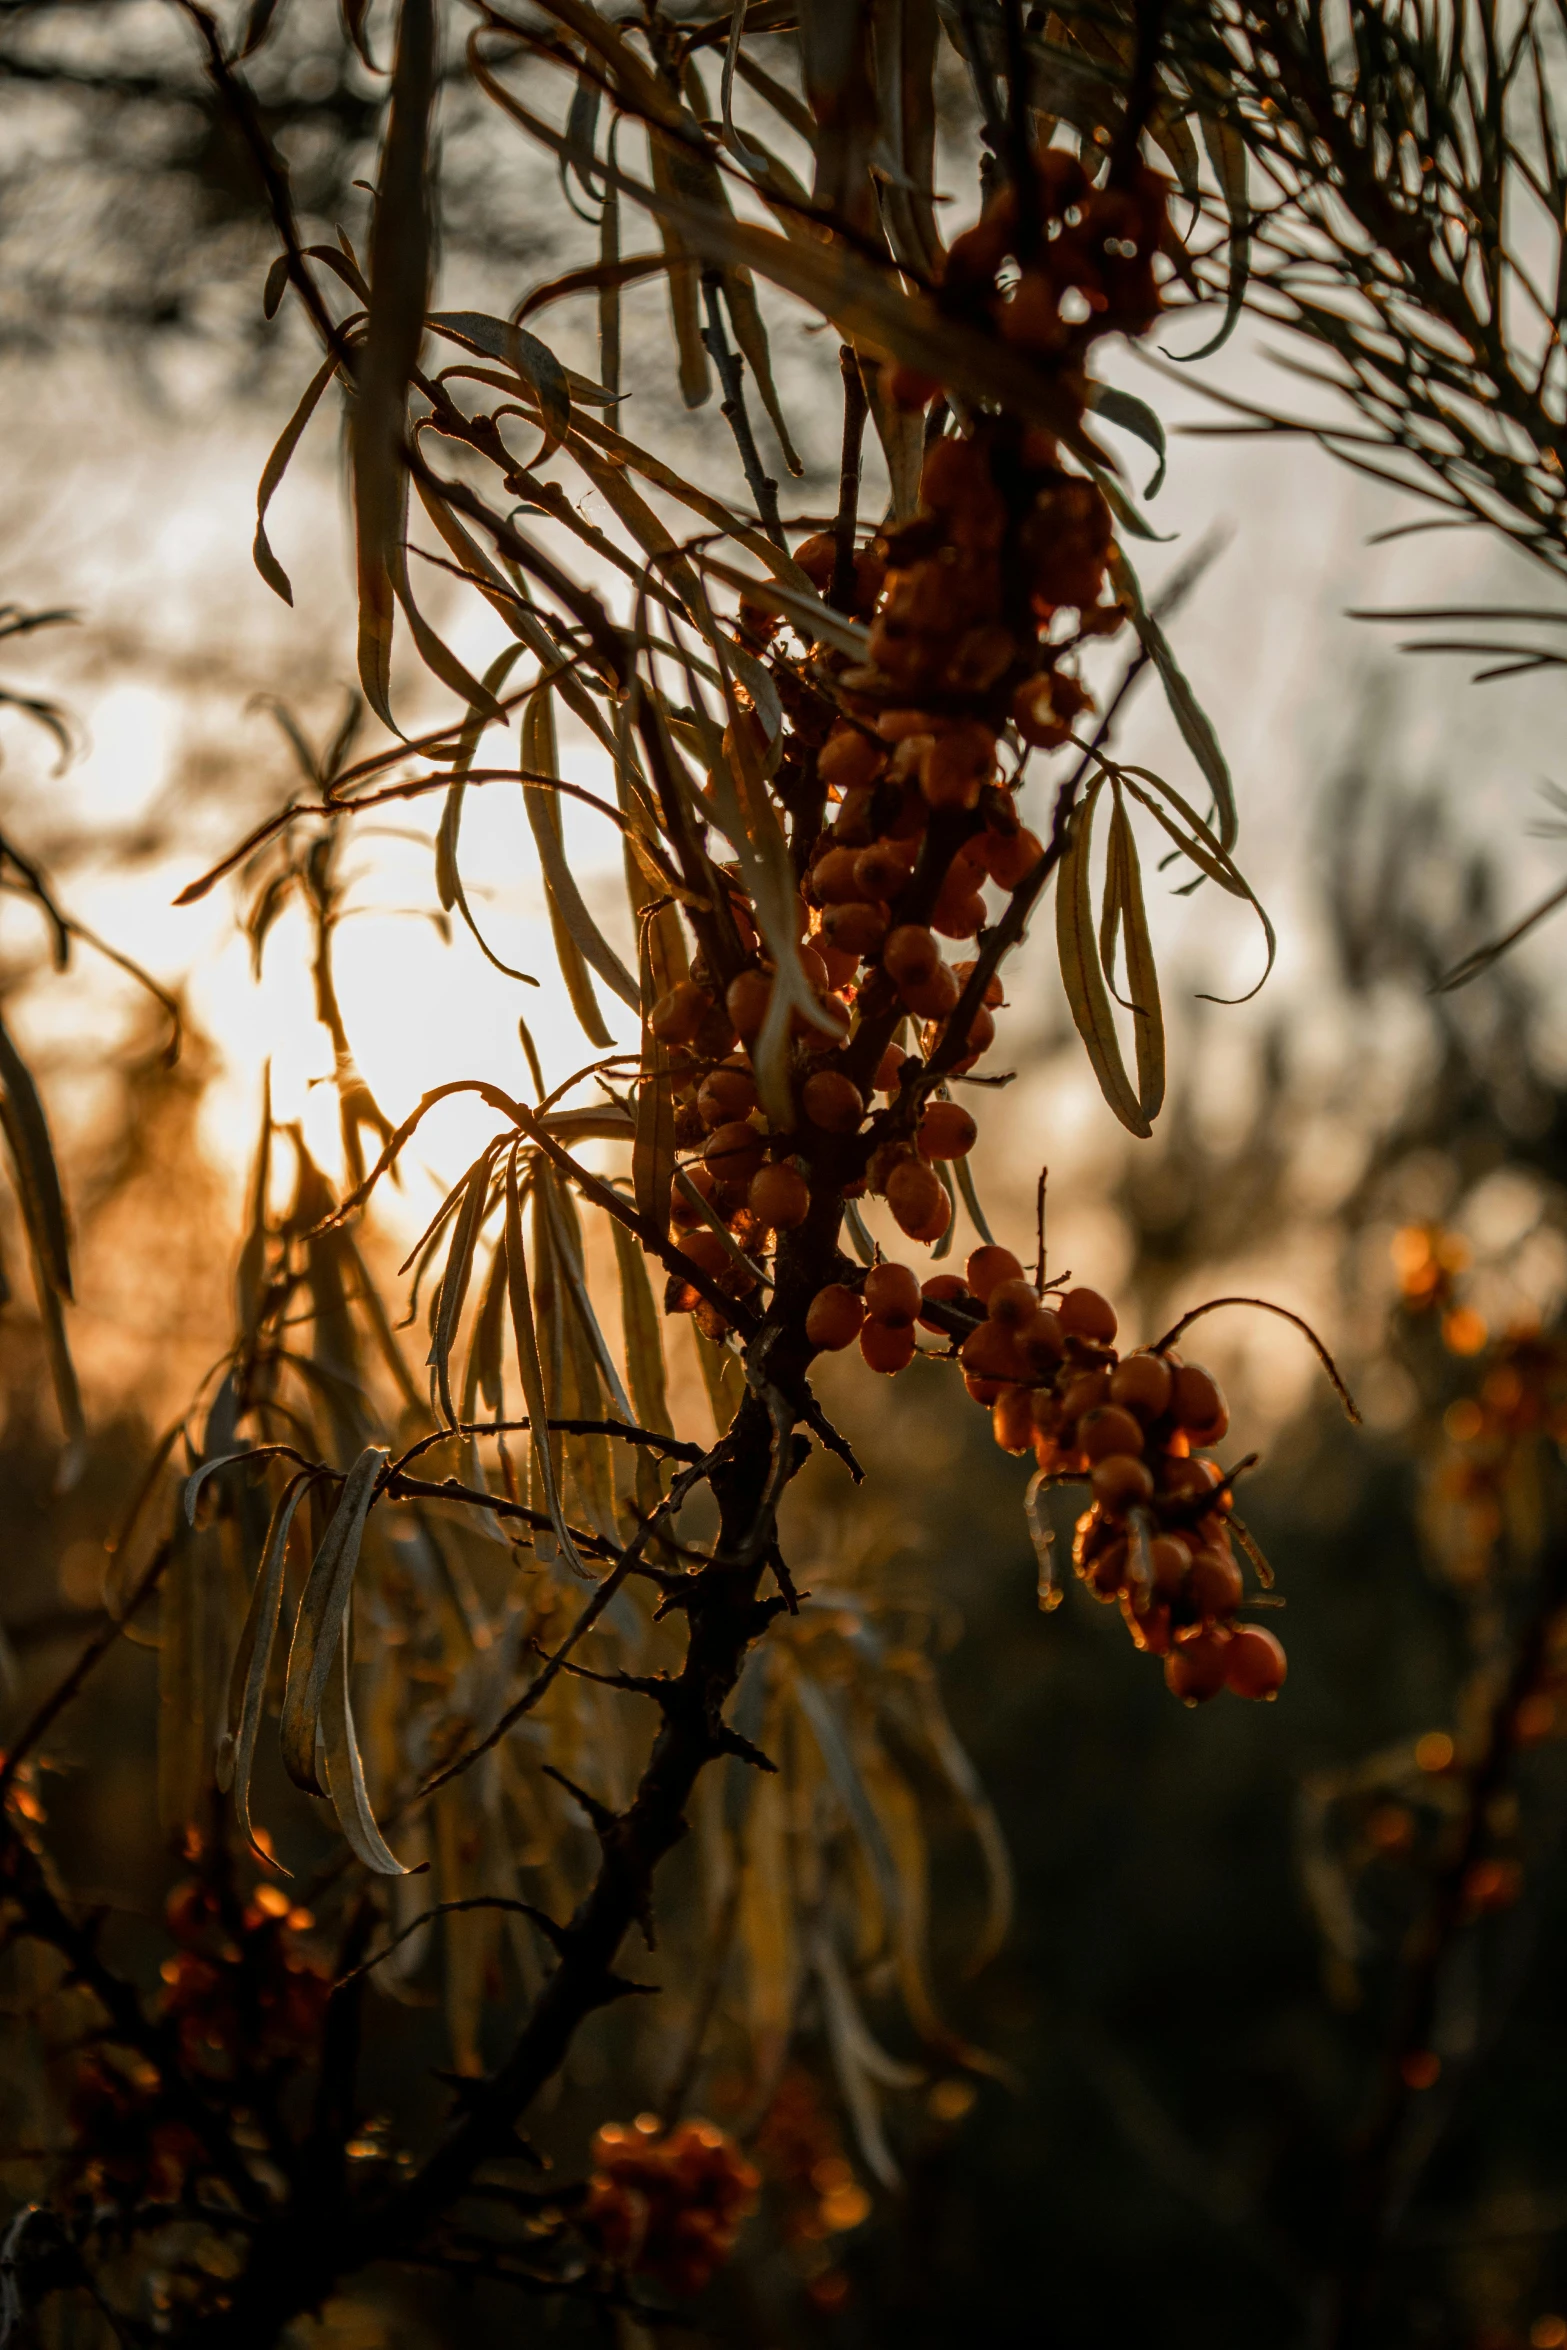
xmin=504 ymin=1143 xmax=595 ymax=1578
xmin=1055 ymin=786 xmax=1151 ymax=1138
xmin=352 ymin=0 xmax=435 ymax=726
xmin=1179 ymin=106 xmax=1250 ymax=362
xmin=322 ymin=1628 xmax=412 ymax=1875
xmin=633 ymin=904 xmax=681 ymax=1244
xmin=427 ymin=313 xmax=574 ymax=452
xmin=427 ymin=1147 xmax=496 ymax=1429
xmin=1110 ymin=545 xmax=1237 ymax=853
xmin=522 ymin=685 xmax=632 ymax=1042
xmin=223 ymin=1469 xmax=316 ymax=1860
xmin=255 ymin=353 xmax=338 ymax=606
xmin=1084 ymin=381 xmax=1167 ymax=498
xmin=279 ymin=1446 xmax=387 ymax=1796
xmin=610 ymin=1213 xmax=672 ymax=1437
xmin=1107 ymin=790 xmax=1166 ymax=1126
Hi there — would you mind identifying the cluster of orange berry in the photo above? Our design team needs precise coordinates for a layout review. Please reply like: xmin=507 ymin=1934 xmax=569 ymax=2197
xmin=646 ymin=156 xmax=1170 ymax=1323
xmin=580 ymin=2115 xmax=761 ymax=2297
xmin=808 ymin=1242 xmax=1285 ymax=1703
xmin=157 ymin=1874 xmax=330 ymax=2077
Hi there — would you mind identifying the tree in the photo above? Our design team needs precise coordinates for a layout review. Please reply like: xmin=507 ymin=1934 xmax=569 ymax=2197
xmin=0 ymin=5 xmax=1555 ymax=2345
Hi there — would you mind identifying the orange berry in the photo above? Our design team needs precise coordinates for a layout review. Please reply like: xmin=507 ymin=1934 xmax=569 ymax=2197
xmin=1187 ymin=1548 xmax=1244 ymax=1618
xmin=822 ymin=900 xmax=889 ymax=957
xmin=985 ymin=826 xmax=1045 ymax=890
xmin=801 ymin=1069 xmax=865 ymax=1133
xmin=1059 ymin=1369 xmax=1109 ymax=1423
xmin=902 ymin=961 xmax=961 ymax=1021
xmin=703 ymin=1121 xmax=766 ymax=1185
xmin=916 ymin=1100 xmax=977 ymax=1160
xmin=860 ymin=1317 xmax=917 ymax=1374
xmin=806 ymin=1283 xmax=865 ymax=1352
xmin=1078 ymin=1405 xmax=1145 ymax=1463
xmin=1091 ymin=1454 xmax=1155 ymax=1515
xmin=966 ymin=1372 xmax=1007 ymax=1405
xmin=918 ymin=1273 xmax=972 ymax=1330
xmin=931 ymin=887 xmax=987 ymax=941
xmin=1059 ymin=1286 xmax=1117 ymax=1345
xmin=726 ymin=969 xmax=772 ymax=1040
xmin=1165 ymin=1630 xmax=1232 ymax=1705
xmin=987 ymin=1277 xmax=1041 ymax=1330
xmin=818 ymin=727 xmax=885 ymax=792
xmin=864 ymin=1262 xmax=923 ymax=1329
xmin=873 ymin=1040 xmax=911 ymax=1094
xmin=1109 ymin=1353 xmax=1173 ymax=1422
xmin=921 ymin=723 xmax=996 ymax=811
xmin=811 ymin=846 xmax=868 ymax=905
xmin=886 ymin=1156 xmax=952 ymax=1243
xmin=697 ymin=1066 xmax=758 ymax=1129
xmin=966 ymin=1245 xmax=1024 ymax=1301
xmin=952 ymin=958 xmax=1006 ymax=1008
xmin=1171 ymin=1364 xmax=1227 ymax=1439
xmin=883 ymin=924 xmax=941 ymax=991
xmin=855 ymin=842 xmax=914 ymax=900
xmin=674 ymin=1227 xmax=733 ymax=1302
xmin=649 ymin=980 xmax=714 ymax=1046
xmin=748 ymin=1160 xmax=810 ymax=1231
xmin=993 ymin=1387 xmax=1034 ymax=1455
xmin=1018 ymin=1307 xmax=1066 ymax=1373
xmin=960 ymin=1319 xmax=1027 ymax=1382
xmin=1224 ymin=1627 xmax=1286 ymax=1701
xmin=1149 ymin=1534 xmax=1191 ymax=1598
xmin=815 ymin=935 xmax=861 ymax=992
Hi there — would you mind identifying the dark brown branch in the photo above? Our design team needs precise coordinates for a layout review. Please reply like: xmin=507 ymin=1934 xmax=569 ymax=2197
xmin=828 ymin=345 xmax=869 ymax=614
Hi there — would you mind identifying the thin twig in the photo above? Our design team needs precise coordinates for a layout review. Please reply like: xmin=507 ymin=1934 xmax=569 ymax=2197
xmin=699 ymin=271 xmax=785 ymax=550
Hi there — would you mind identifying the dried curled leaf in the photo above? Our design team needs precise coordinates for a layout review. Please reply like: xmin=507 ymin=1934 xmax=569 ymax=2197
xmin=280 ymin=1446 xmax=388 ymax=1797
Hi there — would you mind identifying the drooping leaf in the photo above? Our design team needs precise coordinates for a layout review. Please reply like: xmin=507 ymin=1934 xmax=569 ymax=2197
xmin=1179 ymin=102 xmax=1251 ymax=362
xmin=522 ymin=684 xmax=633 ymax=1044
xmin=427 ymin=1147 xmax=497 ymax=1428
xmin=0 ymin=1012 xmax=71 ymax=1300
xmin=610 ymin=1212 xmax=672 ymax=1437
xmin=1055 ymin=784 xmax=1151 ymax=1138
xmin=504 ymin=1142 xmax=595 ymax=1579
xmin=1110 ymin=544 xmax=1237 ymax=853
xmin=1084 ymin=381 xmax=1168 ymax=499
xmin=352 ymin=0 xmax=436 ymax=726
xmin=279 ymin=1446 xmax=388 ymax=1796
xmin=255 ymin=354 xmax=339 ymax=606
xmin=222 ymin=1469 xmax=316 ymax=1859
xmin=1103 ymin=788 xmax=1166 ymax=1128
xmin=322 ymin=1627 xmax=412 ymax=1874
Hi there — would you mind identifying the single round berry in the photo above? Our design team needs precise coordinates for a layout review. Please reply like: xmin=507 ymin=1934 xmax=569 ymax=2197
xmin=1187 ymin=1548 xmax=1244 ymax=1618
xmin=1017 ymin=1308 xmax=1066 ymax=1373
xmin=1059 ymin=1286 xmax=1118 ymax=1345
xmin=1078 ymin=1405 xmax=1145 ymax=1463
xmin=917 ymin=1100 xmax=978 ymax=1160
xmin=987 ymin=1276 xmax=1041 ymax=1331
xmin=1059 ymin=1369 xmax=1109 ymax=1424
xmin=725 ymin=969 xmax=772 ymax=1040
xmin=697 ymin=1066 xmax=758 ymax=1130
xmin=748 ymin=1161 xmax=810 ymax=1231
xmin=886 ymin=1157 xmax=952 ymax=1243
xmin=864 ymin=1262 xmax=923 ymax=1329
xmin=806 ymin=1283 xmax=865 ymax=1351
xmin=703 ymin=1121 xmax=766 ymax=1185
xmin=1109 ymin=1352 xmax=1174 ymax=1422
xmin=985 ymin=826 xmax=1045 ymax=890
xmin=860 ymin=1317 xmax=917 ymax=1375
xmin=1171 ymin=1364 xmax=1226 ymax=1437
xmin=811 ymin=845 xmax=867 ymax=904
xmin=1090 ymin=1454 xmax=1155 ymax=1515
xmin=1224 ymin=1626 xmax=1287 ymax=1700
xmin=902 ymin=961 xmax=960 ymax=1020
xmin=649 ymin=981 xmax=714 ymax=1046
xmin=1165 ymin=1630 xmax=1232 ymax=1705
xmin=822 ymin=900 xmax=889 ymax=957
xmin=960 ymin=1320 xmax=1027 ymax=1383
xmin=1149 ymin=1534 xmax=1192 ymax=1598
xmin=873 ymin=1040 xmax=910 ymax=1094
xmin=966 ymin=1245 xmax=1024 ymax=1301
xmin=883 ymin=924 xmax=941 ymax=991
xmin=801 ymin=1069 xmax=865 ymax=1134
